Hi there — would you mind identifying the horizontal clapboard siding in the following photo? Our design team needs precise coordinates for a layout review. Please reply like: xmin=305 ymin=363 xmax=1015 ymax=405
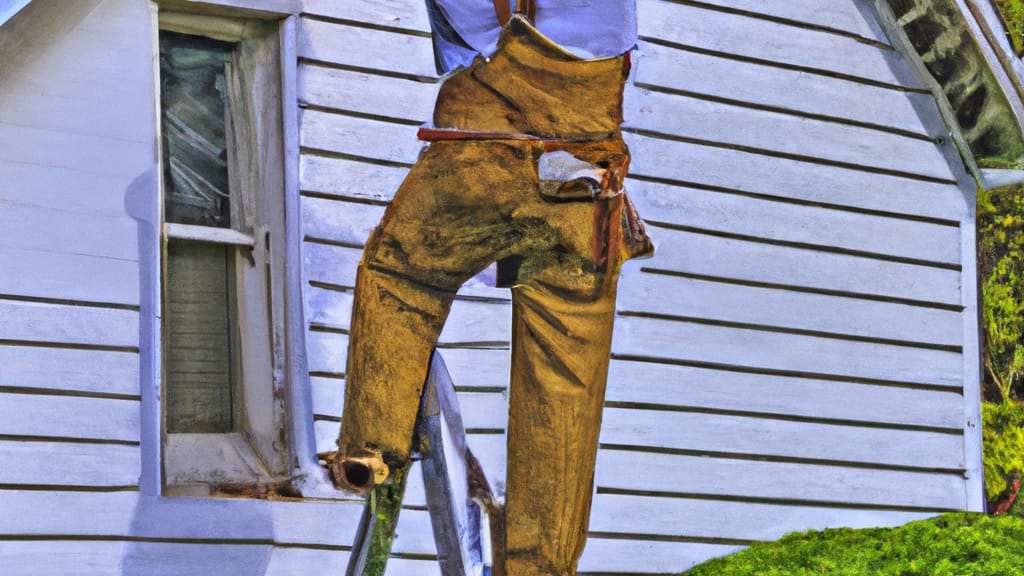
xmin=0 ymin=489 xmax=425 ymax=575
xmin=624 ymin=88 xmax=952 ymax=181
xmin=635 ymin=0 xmax=923 ymax=89
xmin=588 ymin=0 xmax=974 ymax=569
xmin=680 ymin=0 xmax=888 ymax=43
xmin=633 ymin=40 xmax=940 ymax=137
xmin=588 ymin=493 xmax=936 ymax=543
xmin=294 ymin=1 xmax=976 ymax=574
xmin=0 ymin=298 xmax=143 ymax=511
xmin=0 ymin=441 xmax=140 ymax=487
xmin=0 ymin=541 xmax=126 ymax=576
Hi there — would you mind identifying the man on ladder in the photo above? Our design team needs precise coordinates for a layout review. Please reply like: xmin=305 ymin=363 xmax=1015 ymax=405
xmin=332 ymin=2 xmax=652 ymax=574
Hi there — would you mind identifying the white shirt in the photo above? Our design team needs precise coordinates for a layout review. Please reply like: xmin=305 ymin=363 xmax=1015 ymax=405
xmin=426 ymin=0 xmax=638 ymax=72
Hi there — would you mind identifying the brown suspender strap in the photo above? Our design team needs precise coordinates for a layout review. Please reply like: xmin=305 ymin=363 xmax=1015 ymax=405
xmin=515 ymin=0 xmax=537 ymax=23
xmin=493 ymin=0 xmax=511 ymax=25
xmin=494 ymin=0 xmax=537 ymax=27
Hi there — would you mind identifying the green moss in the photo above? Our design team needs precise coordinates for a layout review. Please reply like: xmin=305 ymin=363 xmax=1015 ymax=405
xmin=977 ymin=158 xmax=1024 ymax=402
xmin=984 ymin=402 xmax=1024 ymax=504
xmin=361 ymin=464 xmax=410 ymax=576
xmin=681 ymin=513 xmax=1024 ymax=575
xmin=995 ymin=0 xmax=1024 ymax=55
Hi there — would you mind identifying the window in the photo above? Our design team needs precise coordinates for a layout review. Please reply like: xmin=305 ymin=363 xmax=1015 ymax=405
xmin=157 ymin=11 xmax=288 ymax=494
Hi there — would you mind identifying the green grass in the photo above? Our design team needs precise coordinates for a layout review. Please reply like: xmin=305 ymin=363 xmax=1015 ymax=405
xmin=681 ymin=513 xmax=1024 ymax=575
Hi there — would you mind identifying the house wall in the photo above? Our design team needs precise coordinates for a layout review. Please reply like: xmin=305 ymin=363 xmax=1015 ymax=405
xmin=0 ymin=0 xmax=982 ymax=574
xmin=0 ymin=1 xmax=405 ymax=574
xmin=0 ymin=0 xmax=150 ymax=572
xmin=297 ymin=0 xmax=982 ymax=572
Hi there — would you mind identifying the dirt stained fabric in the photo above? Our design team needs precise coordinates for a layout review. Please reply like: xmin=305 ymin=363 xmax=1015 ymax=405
xmin=335 ymin=15 xmax=653 ymax=575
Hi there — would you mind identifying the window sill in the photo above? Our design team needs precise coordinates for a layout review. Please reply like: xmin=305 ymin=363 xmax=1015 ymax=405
xmin=164 ymin=432 xmax=271 ymax=491
xmin=164 ymin=222 xmax=255 ymax=246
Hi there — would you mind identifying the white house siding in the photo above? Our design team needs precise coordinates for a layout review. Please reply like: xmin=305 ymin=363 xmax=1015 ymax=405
xmin=0 ymin=0 xmax=148 ymax=572
xmin=298 ymin=0 xmax=981 ymax=573
xmin=0 ymin=0 xmax=982 ymax=574
xmin=0 ymin=1 xmax=380 ymax=574
xmin=598 ymin=0 xmax=981 ymax=571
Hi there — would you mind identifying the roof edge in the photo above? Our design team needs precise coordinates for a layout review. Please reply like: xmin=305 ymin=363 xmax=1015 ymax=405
xmin=0 ymin=0 xmax=32 ymax=28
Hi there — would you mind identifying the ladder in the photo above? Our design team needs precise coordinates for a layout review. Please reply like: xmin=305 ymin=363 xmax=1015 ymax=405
xmin=346 ymin=351 xmax=506 ymax=576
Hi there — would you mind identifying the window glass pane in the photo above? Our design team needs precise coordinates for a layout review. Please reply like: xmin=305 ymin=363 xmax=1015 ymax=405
xmin=159 ymin=31 xmax=234 ymax=228
xmin=165 ymin=240 xmax=235 ymax=433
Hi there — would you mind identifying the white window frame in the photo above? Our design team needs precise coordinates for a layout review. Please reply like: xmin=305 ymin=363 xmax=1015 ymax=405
xmin=155 ymin=7 xmax=291 ymax=494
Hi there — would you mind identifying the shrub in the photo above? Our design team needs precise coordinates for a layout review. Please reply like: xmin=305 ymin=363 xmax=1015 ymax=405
xmin=983 ymin=401 xmax=1024 ymax=509
xmin=976 ymin=159 xmax=1024 ymax=402
xmin=681 ymin=513 xmax=1024 ymax=575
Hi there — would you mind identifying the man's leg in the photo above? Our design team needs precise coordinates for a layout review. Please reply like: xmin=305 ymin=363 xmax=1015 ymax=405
xmin=334 ymin=140 xmax=534 ymax=490
xmin=504 ymin=270 xmax=620 ymax=575
xmin=333 ymin=262 xmax=457 ymax=490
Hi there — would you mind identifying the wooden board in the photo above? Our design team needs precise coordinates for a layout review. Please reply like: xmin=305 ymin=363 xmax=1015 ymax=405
xmin=633 ymin=40 xmax=933 ymax=135
xmin=298 ymin=18 xmax=437 ymax=78
xmin=613 ymin=315 xmax=963 ymax=387
xmin=386 ymin=558 xmax=442 ymax=576
xmin=0 ymin=72 xmax=154 ymax=145
xmin=0 ymin=345 xmax=139 ymax=396
xmin=0 ymin=202 xmax=138 ymax=262
xmin=0 ymin=122 xmax=153 ymax=182
xmin=310 ymin=375 xmax=345 ymax=418
xmin=680 ymin=0 xmax=887 ymax=44
xmin=587 ymin=493 xmax=935 ymax=542
xmin=270 ymin=498 xmax=367 ymax=546
xmin=0 ymin=163 xmax=132 ymax=217
xmin=605 ymin=360 xmax=965 ymax=428
xmin=302 ymin=0 xmax=431 ymax=33
xmin=299 ymin=63 xmax=438 ymax=122
xmin=636 ymin=228 xmax=961 ymax=306
xmin=579 ymin=538 xmax=744 ymax=575
xmin=0 ymin=394 xmax=139 ymax=442
xmin=266 ymin=548 xmax=350 ymax=576
xmin=599 ymin=407 xmax=963 ymax=469
xmin=390 ymin=507 xmax=439 ymax=555
xmin=300 ymin=155 xmax=409 ymax=201
xmin=625 ymin=133 xmax=966 ymax=221
xmin=0 ymin=490 xmax=137 ymax=536
xmin=303 ymin=242 xmax=363 ymax=288
xmin=305 ymin=329 xmax=348 ymax=376
xmin=0 ymin=247 xmax=139 ymax=305
xmin=0 ymin=441 xmax=140 ymax=487
xmin=300 ymin=108 xmax=425 ymax=164
xmin=0 ymin=489 xmax=368 ymax=545
xmin=617 ymin=272 xmax=962 ymax=347
xmin=301 ymin=195 xmax=384 ymax=247
xmin=626 ymin=180 xmax=961 ymax=265
xmin=121 ymin=542 xmax=273 ymax=576
xmin=624 ymin=87 xmax=953 ymax=181
xmin=0 ymin=541 xmax=124 ymax=576
xmin=594 ymin=450 xmax=965 ymax=510
xmin=636 ymin=0 xmax=921 ymax=88
xmin=0 ymin=299 xmax=138 ymax=348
